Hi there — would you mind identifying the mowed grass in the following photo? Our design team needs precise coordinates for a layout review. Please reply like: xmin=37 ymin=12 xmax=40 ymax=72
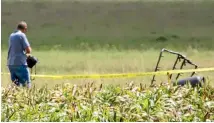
xmin=1 ymin=49 xmax=214 ymax=88
xmin=2 ymin=0 xmax=214 ymax=50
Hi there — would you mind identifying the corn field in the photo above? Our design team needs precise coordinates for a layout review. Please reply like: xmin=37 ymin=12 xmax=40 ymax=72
xmin=1 ymin=82 xmax=214 ymax=122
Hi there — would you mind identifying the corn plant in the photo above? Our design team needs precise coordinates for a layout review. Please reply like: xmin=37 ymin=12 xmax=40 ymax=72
xmin=1 ymin=82 xmax=214 ymax=122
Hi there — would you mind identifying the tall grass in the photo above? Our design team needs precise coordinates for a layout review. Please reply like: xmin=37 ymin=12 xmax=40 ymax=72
xmin=2 ymin=50 xmax=214 ymax=88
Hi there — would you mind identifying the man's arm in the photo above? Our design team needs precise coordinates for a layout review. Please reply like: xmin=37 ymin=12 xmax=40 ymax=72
xmin=21 ymin=34 xmax=32 ymax=55
xmin=25 ymin=46 xmax=32 ymax=54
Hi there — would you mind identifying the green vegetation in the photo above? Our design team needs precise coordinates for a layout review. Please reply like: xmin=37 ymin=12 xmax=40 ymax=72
xmin=2 ymin=0 xmax=214 ymax=51
xmin=2 ymin=82 xmax=214 ymax=122
xmin=2 ymin=50 xmax=214 ymax=88
xmin=2 ymin=0 xmax=214 ymax=87
xmin=2 ymin=0 xmax=214 ymax=122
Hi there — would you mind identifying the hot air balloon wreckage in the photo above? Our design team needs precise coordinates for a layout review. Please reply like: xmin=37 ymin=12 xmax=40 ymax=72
xmin=151 ymin=48 xmax=205 ymax=87
xmin=27 ymin=48 xmax=206 ymax=88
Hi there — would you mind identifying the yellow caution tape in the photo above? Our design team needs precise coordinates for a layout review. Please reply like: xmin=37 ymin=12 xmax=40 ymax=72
xmin=1 ymin=67 xmax=214 ymax=79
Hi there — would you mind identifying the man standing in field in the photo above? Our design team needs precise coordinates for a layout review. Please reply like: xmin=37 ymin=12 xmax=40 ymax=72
xmin=7 ymin=21 xmax=32 ymax=88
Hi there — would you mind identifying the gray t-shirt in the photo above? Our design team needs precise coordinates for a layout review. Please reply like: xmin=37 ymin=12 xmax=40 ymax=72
xmin=7 ymin=30 xmax=30 ymax=66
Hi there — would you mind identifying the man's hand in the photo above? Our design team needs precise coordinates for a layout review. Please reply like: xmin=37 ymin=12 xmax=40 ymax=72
xmin=26 ymin=54 xmax=32 ymax=57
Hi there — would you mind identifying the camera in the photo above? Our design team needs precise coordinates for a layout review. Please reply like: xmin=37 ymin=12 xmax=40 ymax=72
xmin=27 ymin=55 xmax=38 ymax=68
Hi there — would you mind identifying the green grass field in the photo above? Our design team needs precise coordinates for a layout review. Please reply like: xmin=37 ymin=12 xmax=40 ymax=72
xmin=2 ymin=0 xmax=214 ymax=51
xmin=1 ymin=0 xmax=214 ymax=88
xmin=1 ymin=49 xmax=214 ymax=88
xmin=2 ymin=0 xmax=214 ymax=87
xmin=2 ymin=0 xmax=214 ymax=122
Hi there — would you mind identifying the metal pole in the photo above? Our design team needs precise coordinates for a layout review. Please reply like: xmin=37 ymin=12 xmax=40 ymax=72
xmin=176 ymin=59 xmax=186 ymax=80
xmin=169 ymin=55 xmax=180 ymax=79
xmin=151 ymin=49 xmax=164 ymax=85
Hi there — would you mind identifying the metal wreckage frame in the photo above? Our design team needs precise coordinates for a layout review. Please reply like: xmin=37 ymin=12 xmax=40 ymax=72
xmin=151 ymin=48 xmax=205 ymax=87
